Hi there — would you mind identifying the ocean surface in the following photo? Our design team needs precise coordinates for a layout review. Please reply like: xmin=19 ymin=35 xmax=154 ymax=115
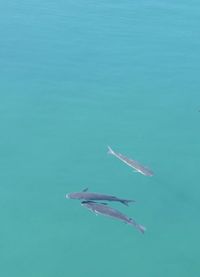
xmin=1 ymin=1 xmax=200 ymax=276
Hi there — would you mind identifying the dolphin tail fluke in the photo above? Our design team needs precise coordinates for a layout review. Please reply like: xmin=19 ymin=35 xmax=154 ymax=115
xmin=137 ymin=224 xmax=146 ymax=234
xmin=129 ymin=218 xmax=146 ymax=234
xmin=107 ymin=145 xmax=115 ymax=155
xmin=121 ymin=199 xmax=136 ymax=206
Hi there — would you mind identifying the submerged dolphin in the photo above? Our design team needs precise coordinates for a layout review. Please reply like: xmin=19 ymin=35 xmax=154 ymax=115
xmin=81 ymin=200 xmax=146 ymax=234
xmin=108 ymin=146 xmax=154 ymax=177
xmin=66 ymin=188 xmax=135 ymax=206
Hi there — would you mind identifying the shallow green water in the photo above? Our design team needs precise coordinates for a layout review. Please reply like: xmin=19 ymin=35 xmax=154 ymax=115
xmin=1 ymin=1 xmax=200 ymax=276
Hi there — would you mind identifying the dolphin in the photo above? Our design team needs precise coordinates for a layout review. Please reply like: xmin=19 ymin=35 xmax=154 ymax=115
xmin=81 ymin=200 xmax=146 ymax=234
xmin=66 ymin=188 xmax=135 ymax=206
xmin=108 ymin=146 xmax=154 ymax=176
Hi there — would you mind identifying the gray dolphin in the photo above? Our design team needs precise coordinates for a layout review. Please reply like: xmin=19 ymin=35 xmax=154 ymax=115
xmin=108 ymin=146 xmax=154 ymax=177
xmin=81 ymin=200 xmax=146 ymax=234
xmin=66 ymin=188 xmax=135 ymax=206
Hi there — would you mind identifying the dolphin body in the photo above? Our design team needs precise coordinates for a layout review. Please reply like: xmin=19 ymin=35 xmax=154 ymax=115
xmin=81 ymin=200 xmax=146 ymax=234
xmin=108 ymin=146 xmax=154 ymax=177
xmin=66 ymin=188 xmax=135 ymax=206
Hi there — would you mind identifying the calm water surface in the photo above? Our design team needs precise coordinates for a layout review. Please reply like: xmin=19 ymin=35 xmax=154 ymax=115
xmin=1 ymin=1 xmax=200 ymax=276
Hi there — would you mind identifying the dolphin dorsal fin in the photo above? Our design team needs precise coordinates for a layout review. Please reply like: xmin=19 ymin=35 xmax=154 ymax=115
xmin=82 ymin=187 xmax=88 ymax=192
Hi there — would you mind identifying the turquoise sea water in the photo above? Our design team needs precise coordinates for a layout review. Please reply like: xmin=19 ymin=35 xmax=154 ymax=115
xmin=1 ymin=1 xmax=200 ymax=276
